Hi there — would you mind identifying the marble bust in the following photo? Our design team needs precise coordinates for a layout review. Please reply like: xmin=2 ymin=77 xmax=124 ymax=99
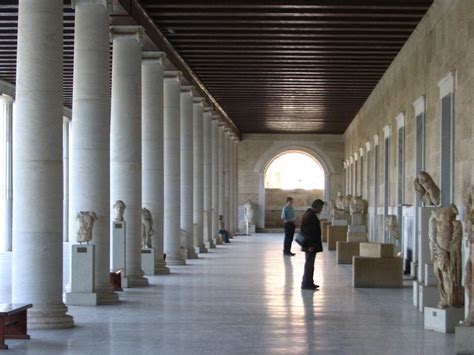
xmin=428 ymin=204 xmax=462 ymax=309
xmin=335 ymin=192 xmax=345 ymax=210
xmin=414 ymin=171 xmax=441 ymax=206
xmin=349 ymin=196 xmax=367 ymax=216
xmin=141 ymin=207 xmax=154 ymax=249
xmin=113 ymin=200 xmax=126 ymax=222
xmin=76 ymin=211 xmax=97 ymax=244
xmin=386 ymin=215 xmax=400 ymax=242
xmin=330 ymin=199 xmax=348 ymax=221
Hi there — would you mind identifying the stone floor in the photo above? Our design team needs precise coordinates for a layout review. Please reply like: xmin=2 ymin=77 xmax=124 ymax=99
xmin=7 ymin=234 xmax=454 ymax=354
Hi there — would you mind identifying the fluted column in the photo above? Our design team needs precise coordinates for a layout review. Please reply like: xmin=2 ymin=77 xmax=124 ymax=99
xmin=228 ymin=134 xmax=236 ymax=234
xmin=203 ymin=108 xmax=215 ymax=248
xmin=233 ymin=138 xmax=239 ymax=233
xmin=180 ymin=86 xmax=198 ymax=259
xmin=69 ymin=0 xmax=118 ymax=303
xmin=218 ymin=124 xmax=226 ymax=233
xmin=164 ymin=71 xmax=186 ymax=266
xmin=193 ymin=98 xmax=208 ymax=253
xmin=141 ymin=51 xmax=169 ymax=274
xmin=12 ymin=0 xmax=74 ymax=328
xmin=110 ymin=26 xmax=148 ymax=287
xmin=211 ymin=117 xmax=222 ymax=245
xmin=224 ymin=129 xmax=231 ymax=235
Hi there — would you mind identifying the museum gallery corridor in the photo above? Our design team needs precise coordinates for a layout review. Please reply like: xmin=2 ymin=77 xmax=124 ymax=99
xmin=5 ymin=234 xmax=453 ymax=354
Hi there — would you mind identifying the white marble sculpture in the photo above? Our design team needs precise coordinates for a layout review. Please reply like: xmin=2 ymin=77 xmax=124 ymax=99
xmin=335 ymin=192 xmax=345 ymax=210
xmin=350 ymin=196 xmax=368 ymax=216
xmin=76 ymin=211 xmax=98 ymax=244
xmin=243 ymin=199 xmax=255 ymax=226
xmin=343 ymin=194 xmax=353 ymax=213
xmin=386 ymin=215 xmax=401 ymax=242
xmin=330 ymin=199 xmax=349 ymax=221
xmin=428 ymin=204 xmax=463 ymax=308
xmin=141 ymin=207 xmax=154 ymax=249
xmin=414 ymin=171 xmax=441 ymax=206
xmin=463 ymin=187 xmax=474 ymax=324
xmin=113 ymin=200 xmax=126 ymax=222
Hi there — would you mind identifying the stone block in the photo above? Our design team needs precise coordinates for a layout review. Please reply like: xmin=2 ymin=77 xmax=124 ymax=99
xmin=418 ymin=284 xmax=440 ymax=312
xmin=332 ymin=219 xmax=348 ymax=226
xmin=66 ymin=244 xmax=97 ymax=306
xmin=413 ymin=280 xmax=419 ymax=308
xmin=348 ymin=225 xmax=367 ymax=233
xmin=351 ymin=214 xmax=364 ymax=226
xmin=336 ymin=241 xmax=360 ymax=264
xmin=327 ymin=225 xmax=348 ymax=251
xmin=359 ymin=242 xmax=394 ymax=258
xmin=347 ymin=232 xmax=368 ymax=242
xmin=321 ymin=220 xmax=331 ymax=242
xmin=141 ymin=248 xmax=155 ymax=276
xmin=424 ymin=307 xmax=464 ymax=333
xmin=455 ymin=325 xmax=474 ymax=354
xmin=353 ymin=256 xmax=403 ymax=288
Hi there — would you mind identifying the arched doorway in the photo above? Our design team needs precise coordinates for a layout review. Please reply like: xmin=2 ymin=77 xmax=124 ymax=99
xmin=264 ymin=151 xmax=325 ymax=228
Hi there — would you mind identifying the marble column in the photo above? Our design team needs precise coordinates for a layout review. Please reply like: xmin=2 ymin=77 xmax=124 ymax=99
xmin=203 ymin=108 xmax=216 ymax=249
xmin=110 ymin=26 xmax=148 ymax=287
xmin=12 ymin=0 xmax=74 ymax=328
xmin=180 ymin=86 xmax=198 ymax=259
xmin=218 ymin=124 xmax=226 ymax=235
xmin=141 ymin=51 xmax=170 ymax=274
xmin=224 ymin=130 xmax=232 ymax=235
xmin=211 ymin=117 xmax=223 ymax=245
xmin=69 ymin=0 xmax=118 ymax=303
xmin=193 ymin=98 xmax=208 ymax=253
xmin=233 ymin=138 xmax=239 ymax=233
xmin=164 ymin=71 xmax=186 ymax=265
xmin=229 ymin=135 xmax=236 ymax=234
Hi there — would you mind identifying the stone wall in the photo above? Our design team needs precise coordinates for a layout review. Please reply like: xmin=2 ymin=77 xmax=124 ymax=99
xmin=343 ymin=0 xmax=474 ymax=208
xmin=264 ymin=188 xmax=323 ymax=228
xmin=238 ymin=133 xmax=344 ymax=229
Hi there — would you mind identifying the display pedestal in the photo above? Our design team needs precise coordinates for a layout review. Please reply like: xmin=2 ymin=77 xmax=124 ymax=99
xmin=111 ymin=220 xmax=128 ymax=288
xmin=66 ymin=244 xmax=97 ymax=306
xmin=141 ymin=248 xmax=155 ymax=276
xmin=331 ymin=219 xmax=348 ymax=226
xmin=246 ymin=224 xmax=256 ymax=235
xmin=455 ymin=325 xmax=474 ymax=353
xmin=418 ymin=283 xmax=440 ymax=312
xmin=321 ymin=220 xmax=331 ymax=242
xmin=350 ymin=215 xmax=364 ymax=226
xmin=359 ymin=242 xmax=394 ymax=258
xmin=424 ymin=307 xmax=464 ymax=333
xmin=336 ymin=241 xmax=360 ymax=264
xmin=353 ymin=256 xmax=403 ymax=288
xmin=327 ymin=225 xmax=348 ymax=251
xmin=347 ymin=232 xmax=368 ymax=242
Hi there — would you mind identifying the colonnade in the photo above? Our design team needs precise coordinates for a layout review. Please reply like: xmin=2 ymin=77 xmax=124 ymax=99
xmin=10 ymin=0 xmax=240 ymax=329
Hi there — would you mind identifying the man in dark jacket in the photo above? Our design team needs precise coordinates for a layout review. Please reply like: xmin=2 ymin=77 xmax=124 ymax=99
xmin=300 ymin=199 xmax=324 ymax=290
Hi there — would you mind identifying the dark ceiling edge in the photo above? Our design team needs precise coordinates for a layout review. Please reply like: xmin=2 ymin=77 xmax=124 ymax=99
xmin=117 ymin=0 xmax=241 ymax=139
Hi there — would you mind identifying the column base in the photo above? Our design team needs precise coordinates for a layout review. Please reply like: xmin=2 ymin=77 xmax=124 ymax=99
xmin=126 ymin=274 xmax=149 ymax=287
xmin=198 ymin=243 xmax=208 ymax=253
xmin=186 ymin=248 xmax=199 ymax=259
xmin=95 ymin=285 xmax=119 ymax=305
xmin=215 ymin=236 xmax=223 ymax=245
xmin=207 ymin=240 xmax=216 ymax=249
xmin=27 ymin=304 xmax=74 ymax=329
xmin=65 ymin=292 xmax=98 ymax=306
xmin=154 ymin=260 xmax=171 ymax=274
xmin=166 ymin=255 xmax=187 ymax=266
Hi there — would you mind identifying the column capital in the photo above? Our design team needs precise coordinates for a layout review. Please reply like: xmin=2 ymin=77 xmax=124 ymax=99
xmin=0 ymin=94 xmax=13 ymax=104
xmin=110 ymin=25 xmax=144 ymax=43
xmin=180 ymin=85 xmax=194 ymax=95
xmin=142 ymin=51 xmax=166 ymax=64
xmin=164 ymin=70 xmax=182 ymax=83
xmin=211 ymin=114 xmax=220 ymax=121
xmin=193 ymin=97 xmax=204 ymax=105
xmin=203 ymin=107 xmax=212 ymax=113
xmin=72 ymin=0 xmax=110 ymax=9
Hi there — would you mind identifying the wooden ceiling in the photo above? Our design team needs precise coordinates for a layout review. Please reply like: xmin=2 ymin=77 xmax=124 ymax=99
xmin=143 ymin=0 xmax=433 ymax=133
xmin=0 ymin=0 xmax=432 ymax=134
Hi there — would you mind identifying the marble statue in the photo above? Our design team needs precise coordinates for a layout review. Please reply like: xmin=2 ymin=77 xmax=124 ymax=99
xmin=335 ymin=192 xmax=345 ymax=210
xmin=428 ymin=204 xmax=463 ymax=309
xmin=463 ymin=187 xmax=474 ymax=324
xmin=76 ymin=211 xmax=97 ymax=244
xmin=343 ymin=194 xmax=353 ymax=212
xmin=330 ymin=200 xmax=347 ymax=220
xmin=414 ymin=171 xmax=441 ymax=206
xmin=113 ymin=200 xmax=126 ymax=222
xmin=141 ymin=207 xmax=154 ymax=249
xmin=386 ymin=215 xmax=400 ymax=242
xmin=243 ymin=199 xmax=255 ymax=226
xmin=349 ymin=196 xmax=368 ymax=216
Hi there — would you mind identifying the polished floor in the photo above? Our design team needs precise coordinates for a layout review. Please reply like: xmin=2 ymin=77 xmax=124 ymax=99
xmin=7 ymin=234 xmax=454 ymax=355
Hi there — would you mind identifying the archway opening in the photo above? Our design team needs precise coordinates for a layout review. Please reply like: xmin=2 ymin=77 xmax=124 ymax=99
xmin=263 ymin=151 xmax=325 ymax=228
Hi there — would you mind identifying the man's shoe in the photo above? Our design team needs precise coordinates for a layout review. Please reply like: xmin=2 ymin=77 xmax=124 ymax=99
xmin=301 ymin=284 xmax=318 ymax=290
xmin=289 ymin=252 xmax=296 ymax=256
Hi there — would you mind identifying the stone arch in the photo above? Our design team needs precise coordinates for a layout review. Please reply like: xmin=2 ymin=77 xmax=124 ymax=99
xmin=253 ymin=142 xmax=335 ymax=228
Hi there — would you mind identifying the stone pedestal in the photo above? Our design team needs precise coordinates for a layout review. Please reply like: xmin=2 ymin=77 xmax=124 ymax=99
xmin=141 ymin=248 xmax=155 ymax=276
xmin=336 ymin=241 xmax=360 ymax=264
xmin=417 ymin=282 xmax=440 ymax=312
xmin=424 ymin=307 xmax=464 ymax=333
xmin=331 ymin=219 xmax=348 ymax=226
xmin=423 ymin=263 xmax=438 ymax=286
xmin=111 ymin=221 xmax=128 ymax=287
xmin=359 ymin=242 xmax=394 ymax=258
xmin=455 ymin=325 xmax=474 ymax=353
xmin=327 ymin=226 xmax=348 ymax=251
xmin=321 ymin=221 xmax=331 ymax=242
xmin=351 ymin=214 xmax=364 ymax=226
xmin=347 ymin=232 xmax=368 ymax=243
xmin=353 ymin=256 xmax=403 ymax=288
xmin=66 ymin=245 xmax=97 ymax=306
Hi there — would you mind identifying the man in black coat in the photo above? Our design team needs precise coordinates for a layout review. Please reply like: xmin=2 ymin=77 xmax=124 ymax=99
xmin=300 ymin=199 xmax=324 ymax=290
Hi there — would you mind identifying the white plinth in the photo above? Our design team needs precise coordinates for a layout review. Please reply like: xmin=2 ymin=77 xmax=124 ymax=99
xmin=111 ymin=221 xmax=128 ymax=287
xmin=410 ymin=261 xmax=417 ymax=278
xmin=247 ymin=224 xmax=256 ymax=235
xmin=66 ymin=244 xmax=97 ymax=306
xmin=455 ymin=325 xmax=474 ymax=353
xmin=413 ymin=281 xmax=419 ymax=308
xmin=424 ymin=307 xmax=464 ymax=333
xmin=332 ymin=219 xmax=348 ymax=226
xmin=141 ymin=248 xmax=155 ymax=276
xmin=418 ymin=284 xmax=440 ymax=312
xmin=348 ymin=225 xmax=366 ymax=233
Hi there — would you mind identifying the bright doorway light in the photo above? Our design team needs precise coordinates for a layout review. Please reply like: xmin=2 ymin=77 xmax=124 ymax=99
xmin=264 ymin=151 xmax=325 ymax=190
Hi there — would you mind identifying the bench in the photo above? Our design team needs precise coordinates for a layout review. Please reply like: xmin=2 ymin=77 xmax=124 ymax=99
xmin=0 ymin=303 xmax=32 ymax=350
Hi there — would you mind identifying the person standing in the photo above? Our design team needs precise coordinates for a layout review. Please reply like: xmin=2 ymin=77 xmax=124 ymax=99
xmin=300 ymin=199 xmax=324 ymax=290
xmin=281 ymin=196 xmax=296 ymax=256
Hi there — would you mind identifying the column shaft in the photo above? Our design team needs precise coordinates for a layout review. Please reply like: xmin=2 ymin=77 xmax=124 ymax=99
xmin=141 ymin=52 xmax=169 ymax=274
xmin=218 ymin=125 xmax=226 ymax=231
xmin=224 ymin=131 xmax=231 ymax=234
xmin=193 ymin=99 xmax=207 ymax=253
xmin=110 ymin=27 xmax=148 ymax=286
xmin=70 ymin=1 xmax=118 ymax=303
xmin=203 ymin=110 xmax=215 ymax=248
xmin=164 ymin=72 xmax=186 ymax=265
xmin=12 ymin=0 xmax=74 ymax=328
xmin=180 ymin=86 xmax=198 ymax=259
xmin=211 ymin=119 xmax=222 ymax=245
